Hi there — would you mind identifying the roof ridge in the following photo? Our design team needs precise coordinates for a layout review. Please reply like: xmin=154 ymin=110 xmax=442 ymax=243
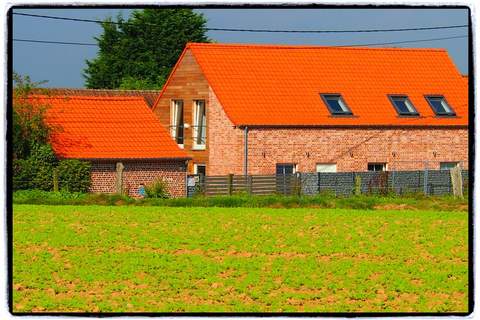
xmin=30 ymin=94 xmax=146 ymax=101
xmin=187 ymin=42 xmax=447 ymax=53
xmin=33 ymin=88 xmax=161 ymax=93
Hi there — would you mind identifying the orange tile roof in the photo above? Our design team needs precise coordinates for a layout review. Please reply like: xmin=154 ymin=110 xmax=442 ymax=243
xmin=30 ymin=88 xmax=161 ymax=107
xmin=28 ymin=95 xmax=188 ymax=160
xmin=174 ymin=43 xmax=468 ymax=127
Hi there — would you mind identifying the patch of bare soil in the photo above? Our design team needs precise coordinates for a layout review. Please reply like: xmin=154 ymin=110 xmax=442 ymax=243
xmin=373 ymin=204 xmax=417 ymax=211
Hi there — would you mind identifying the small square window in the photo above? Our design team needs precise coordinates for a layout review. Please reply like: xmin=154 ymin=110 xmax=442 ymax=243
xmin=425 ymin=96 xmax=456 ymax=116
xmin=368 ymin=163 xmax=386 ymax=172
xmin=316 ymin=163 xmax=337 ymax=173
xmin=276 ymin=164 xmax=296 ymax=175
xmin=440 ymin=162 xmax=460 ymax=170
xmin=321 ymin=94 xmax=353 ymax=115
xmin=389 ymin=95 xmax=419 ymax=116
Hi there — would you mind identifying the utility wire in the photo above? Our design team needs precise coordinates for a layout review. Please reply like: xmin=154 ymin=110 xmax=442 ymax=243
xmin=14 ymin=38 xmax=97 ymax=46
xmin=337 ymin=34 xmax=468 ymax=47
xmin=13 ymin=34 xmax=468 ymax=48
xmin=13 ymin=12 xmax=469 ymax=33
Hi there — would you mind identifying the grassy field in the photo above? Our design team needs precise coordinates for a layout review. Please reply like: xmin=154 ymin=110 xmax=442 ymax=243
xmin=13 ymin=205 xmax=468 ymax=313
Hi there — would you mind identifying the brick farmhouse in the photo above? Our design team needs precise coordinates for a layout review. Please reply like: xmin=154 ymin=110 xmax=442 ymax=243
xmin=153 ymin=43 xmax=468 ymax=176
xmin=36 ymin=95 xmax=189 ymax=197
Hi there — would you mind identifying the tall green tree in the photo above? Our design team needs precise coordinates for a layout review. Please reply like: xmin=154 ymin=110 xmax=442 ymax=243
xmin=84 ymin=9 xmax=209 ymax=89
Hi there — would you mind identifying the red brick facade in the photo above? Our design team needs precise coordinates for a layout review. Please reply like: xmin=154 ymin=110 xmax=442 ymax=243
xmin=208 ymin=89 xmax=468 ymax=175
xmin=90 ymin=160 xmax=187 ymax=198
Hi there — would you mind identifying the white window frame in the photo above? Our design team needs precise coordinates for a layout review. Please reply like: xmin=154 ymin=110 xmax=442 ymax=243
xmin=276 ymin=163 xmax=297 ymax=175
xmin=194 ymin=163 xmax=206 ymax=175
xmin=192 ymin=100 xmax=206 ymax=150
xmin=440 ymin=162 xmax=460 ymax=170
xmin=316 ymin=163 xmax=337 ymax=173
xmin=368 ymin=163 xmax=387 ymax=172
xmin=170 ymin=100 xmax=184 ymax=149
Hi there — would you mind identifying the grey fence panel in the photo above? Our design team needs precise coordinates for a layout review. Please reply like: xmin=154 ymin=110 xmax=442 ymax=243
xmin=187 ymin=170 xmax=469 ymax=197
xmin=301 ymin=173 xmax=318 ymax=195
xmin=315 ymin=169 xmax=470 ymax=197
xmin=390 ymin=170 xmax=424 ymax=194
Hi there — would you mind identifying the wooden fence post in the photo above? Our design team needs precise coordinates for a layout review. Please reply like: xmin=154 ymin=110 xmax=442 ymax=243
xmin=115 ymin=162 xmax=125 ymax=195
xmin=53 ymin=168 xmax=59 ymax=192
xmin=228 ymin=174 xmax=233 ymax=195
xmin=450 ymin=166 xmax=464 ymax=198
xmin=295 ymin=173 xmax=302 ymax=196
xmin=247 ymin=175 xmax=253 ymax=195
xmin=354 ymin=175 xmax=361 ymax=196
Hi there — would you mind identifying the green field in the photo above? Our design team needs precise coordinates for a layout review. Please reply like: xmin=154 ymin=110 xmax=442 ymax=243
xmin=13 ymin=205 xmax=468 ymax=313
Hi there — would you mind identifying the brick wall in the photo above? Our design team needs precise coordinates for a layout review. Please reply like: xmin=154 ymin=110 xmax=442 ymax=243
xmin=90 ymin=160 xmax=187 ymax=198
xmin=246 ymin=127 xmax=468 ymax=174
xmin=208 ymin=88 xmax=245 ymax=175
xmin=207 ymin=94 xmax=468 ymax=175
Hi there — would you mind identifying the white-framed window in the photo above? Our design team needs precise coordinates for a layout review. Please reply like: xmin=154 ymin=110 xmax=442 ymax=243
xmin=368 ymin=163 xmax=387 ymax=172
xmin=316 ymin=163 xmax=337 ymax=173
xmin=170 ymin=100 xmax=184 ymax=148
xmin=276 ymin=163 xmax=296 ymax=175
xmin=440 ymin=162 xmax=460 ymax=170
xmin=193 ymin=100 xmax=206 ymax=150
xmin=194 ymin=163 xmax=206 ymax=176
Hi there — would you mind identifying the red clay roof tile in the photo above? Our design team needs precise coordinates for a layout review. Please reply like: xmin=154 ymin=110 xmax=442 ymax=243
xmin=28 ymin=95 xmax=188 ymax=160
xmin=182 ymin=42 xmax=468 ymax=127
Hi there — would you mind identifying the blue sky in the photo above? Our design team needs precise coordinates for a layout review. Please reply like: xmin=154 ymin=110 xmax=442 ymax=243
xmin=12 ymin=8 xmax=469 ymax=88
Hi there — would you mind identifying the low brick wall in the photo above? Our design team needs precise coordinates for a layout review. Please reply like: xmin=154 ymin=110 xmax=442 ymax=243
xmin=90 ymin=160 xmax=187 ymax=198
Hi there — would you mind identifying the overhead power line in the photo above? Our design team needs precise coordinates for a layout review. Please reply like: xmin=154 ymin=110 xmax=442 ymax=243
xmin=13 ymin=38 xmax=97 ymax=46
xmin=338 ymin=34 xmax=468 ymax=47
xmin=13 ymin=34 xmax=468 ymax=48
xmin=13 ymin=12 xmax=468 ymax=33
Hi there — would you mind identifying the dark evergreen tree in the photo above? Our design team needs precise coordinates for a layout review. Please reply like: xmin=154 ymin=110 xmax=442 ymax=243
xmin=84 ymin=9 xmax=209 ymax=89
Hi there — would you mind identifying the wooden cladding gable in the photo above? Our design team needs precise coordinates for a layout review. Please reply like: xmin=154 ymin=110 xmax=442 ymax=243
xmin=153 ymin=50 xmax=210 ymax=173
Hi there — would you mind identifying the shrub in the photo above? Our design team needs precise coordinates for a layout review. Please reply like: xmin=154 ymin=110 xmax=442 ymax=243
xmin=29 ymin=144 xmax=57 ymax=191
xmin=13 ymin=159 xmax=35 ymax=190
xmin=13 ymin=190 xmax=88 ymax=205
xmin=13 ymin=144 xmax=57 ymax=191
xmin=145 ymin=179 xmax=170 ymax=199
xmin=57 ymin=160 xmax=91 ymax=192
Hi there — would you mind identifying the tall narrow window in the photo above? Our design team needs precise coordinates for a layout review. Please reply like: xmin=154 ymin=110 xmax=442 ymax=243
xmin=193 ymin=100 xmax=206 ymax=149
xmin=170 ymin=100 xmax=184 ymax=146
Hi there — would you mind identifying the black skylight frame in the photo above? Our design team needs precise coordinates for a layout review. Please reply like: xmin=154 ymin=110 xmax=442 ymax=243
xmin=388 ymin=95 xmax=420 ymax=116
xmin=320 ymin=94 xmax=353 ymax=116
xmin=425 ymin=95 xmax=456 ymax=116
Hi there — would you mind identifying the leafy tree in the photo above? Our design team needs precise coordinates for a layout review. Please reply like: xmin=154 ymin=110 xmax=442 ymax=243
xmin=12 ymin=73 xmax=50 ymax=159
xmin=12 ymin=73 xmax=92 ymax=192
xmin=84 ymin=9 xmax=209 ymax=89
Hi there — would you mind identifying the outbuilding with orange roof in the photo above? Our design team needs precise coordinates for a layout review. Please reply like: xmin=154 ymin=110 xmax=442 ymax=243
xmin=29 ymin=95 xmax=190 ymax=197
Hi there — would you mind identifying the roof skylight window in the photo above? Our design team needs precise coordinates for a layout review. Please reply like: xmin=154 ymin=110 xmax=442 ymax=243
xmin=388 ymin=95 xmax=419 ymax=116
xmin=321 ymin=94 xmax=353 ymax=115
xmin=425 ymin=96 xmax=456 ymax=116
